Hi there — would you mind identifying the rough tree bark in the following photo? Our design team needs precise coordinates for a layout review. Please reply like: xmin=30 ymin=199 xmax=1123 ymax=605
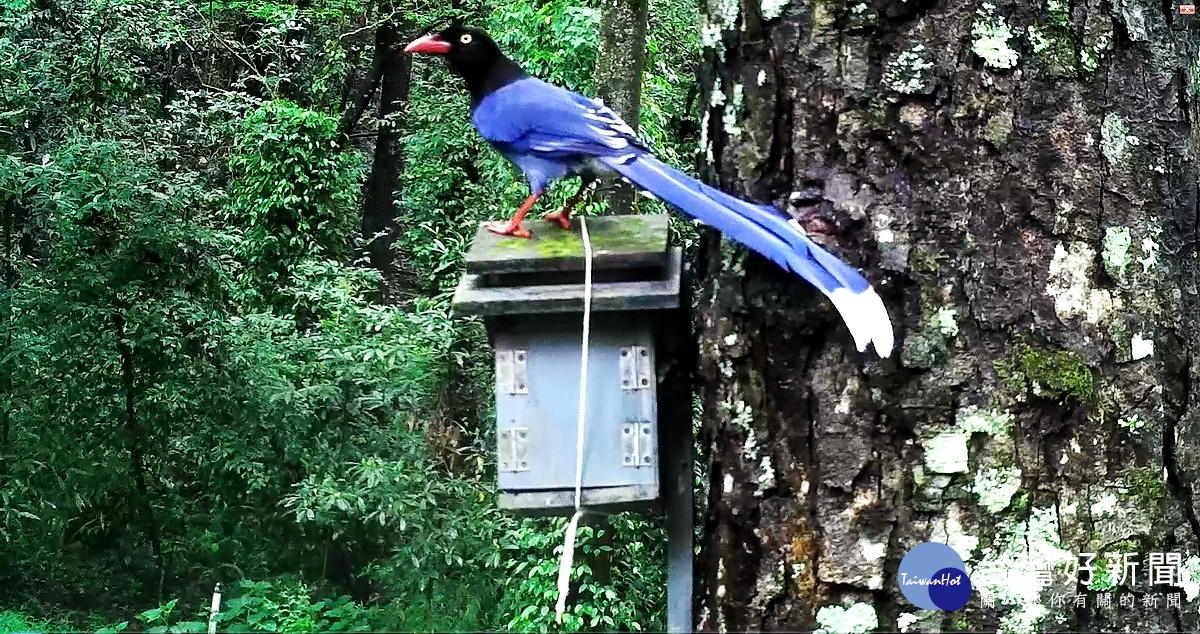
xmin=595 ymin=0 xmax=650 ymax=212
xmin=693 ymin=0 xmax=1199 ymax=631
xmin=360 ymin=19 xmax=414 ymax=298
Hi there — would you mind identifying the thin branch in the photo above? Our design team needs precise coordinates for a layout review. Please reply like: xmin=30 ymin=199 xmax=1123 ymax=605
xmin=89 ymin=0 xmax=113 ymax=118
xmin=180 ymin=40 xmax=240 ymax=96
xmin=189 ymin=4 xmax=264 ymax=79
xmin=339 ymin=10 xmax=402 ymax=41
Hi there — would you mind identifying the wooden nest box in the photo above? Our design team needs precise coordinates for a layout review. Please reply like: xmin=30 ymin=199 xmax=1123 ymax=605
xmin=452 ymin=214 xmax=683 ymax=516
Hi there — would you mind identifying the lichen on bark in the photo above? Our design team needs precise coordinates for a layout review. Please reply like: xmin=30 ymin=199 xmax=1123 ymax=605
xmin=694 ymin=0 xmax=1200 ymax=630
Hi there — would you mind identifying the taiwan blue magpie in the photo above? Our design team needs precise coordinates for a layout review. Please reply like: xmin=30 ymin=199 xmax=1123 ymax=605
xmin=404 ymin=24 xmax=894 ymax=358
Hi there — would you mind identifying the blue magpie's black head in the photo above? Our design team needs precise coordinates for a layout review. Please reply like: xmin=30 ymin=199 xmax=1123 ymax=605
xmin=404 ymin=24 xmax=503 ymax=76
xmin=404 ymin=24 xmax=525 ymax=102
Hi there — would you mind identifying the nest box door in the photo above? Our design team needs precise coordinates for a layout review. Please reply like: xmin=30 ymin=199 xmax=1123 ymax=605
xmin=492 ymin=313 xmax=660 ymax=501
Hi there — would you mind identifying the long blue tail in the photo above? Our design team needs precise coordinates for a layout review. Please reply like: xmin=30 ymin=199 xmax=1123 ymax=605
xmin=601 ymin=151 xmax=894 ymax=358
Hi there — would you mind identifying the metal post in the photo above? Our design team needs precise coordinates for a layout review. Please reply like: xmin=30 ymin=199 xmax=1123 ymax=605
xmin=658 ymin=260 xmax=694 ymax=634
xmin=664 ymin=414 xmax=694 ymax=633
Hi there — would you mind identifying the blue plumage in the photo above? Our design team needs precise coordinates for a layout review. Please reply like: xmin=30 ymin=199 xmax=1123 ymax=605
xmin=404 ymin=26 xmax=894 ymax=358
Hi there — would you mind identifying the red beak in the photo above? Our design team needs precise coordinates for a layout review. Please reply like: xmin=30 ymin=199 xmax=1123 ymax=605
xmin=404 ymin=33 xmax=452 ymax=54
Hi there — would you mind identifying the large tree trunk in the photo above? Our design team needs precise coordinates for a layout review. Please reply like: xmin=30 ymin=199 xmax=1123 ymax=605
xmin=694 ymin=0 xmax=1199 ymax=631
xmin=595 ymin=0 xmax=650 ymax=212
xmin=361 ymin=19 xmax=414 ymax=299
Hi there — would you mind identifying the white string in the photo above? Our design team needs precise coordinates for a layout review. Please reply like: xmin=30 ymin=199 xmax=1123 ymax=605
xmin=555 ymin=216 xmax=592 ymax=622
xmin=207 ymin=583 xmax=222 ymax=634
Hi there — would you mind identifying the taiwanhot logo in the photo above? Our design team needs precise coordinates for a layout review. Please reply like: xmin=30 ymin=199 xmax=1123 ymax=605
xmin=897 ymin=542 xmax=973 ymax=611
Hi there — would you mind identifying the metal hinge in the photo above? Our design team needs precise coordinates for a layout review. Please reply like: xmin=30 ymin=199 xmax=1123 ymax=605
xmin=620 ymin=421 xmax=655 ymax=467
xmin=495 ymin=349 xmax=529 ymax=395
xmin=498 ymin=427 xmax=530 ymax=472
xmin=619 ymin=345 xmax=652 ymax=391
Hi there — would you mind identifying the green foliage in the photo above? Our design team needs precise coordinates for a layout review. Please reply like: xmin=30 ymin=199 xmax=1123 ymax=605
xmin=93 ymin=581 xmax=381 ymax=634
xmin=203 ymin=0 xmax=367 ymax=22
xmin=215 ymin=580 xmax=379 ymax=632
xmin=281 ymin=443 xmax=508 ymax=626
xmin=642 ymin=0 xmax=700 ymax=169
xmin=1087 ymin=566 xmax=1117 ymax=592
xmin=498 ymin=516 xmax=666 ymax=632
xmin=226 ymin=101 xmax=364 ymax=307
xmin=491 ymin=0 xmax=601 ymax=91
xmin=0 ymin=609 xmax=70 ymax=633
xmin=2 ymin=0 xmax=694 ymax=628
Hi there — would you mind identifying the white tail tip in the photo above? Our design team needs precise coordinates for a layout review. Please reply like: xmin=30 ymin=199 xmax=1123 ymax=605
xmin=828 ymin=287 xmax=894 ymax=358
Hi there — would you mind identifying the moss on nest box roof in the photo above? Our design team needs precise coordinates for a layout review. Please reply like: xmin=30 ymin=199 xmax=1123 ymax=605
xmin=463 ymin=214 xmax=670 ymax=275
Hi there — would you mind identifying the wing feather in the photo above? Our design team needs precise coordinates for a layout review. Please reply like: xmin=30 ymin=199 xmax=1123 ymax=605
xmin=471 ymin=78 xmax=644 ymax=157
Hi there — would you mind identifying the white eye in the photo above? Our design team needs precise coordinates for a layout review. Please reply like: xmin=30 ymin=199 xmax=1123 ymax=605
xmin=459 ymin=33 xmax=473 ymax=44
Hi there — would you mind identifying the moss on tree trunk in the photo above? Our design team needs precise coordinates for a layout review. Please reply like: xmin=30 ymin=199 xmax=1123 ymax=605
xmin=693 ymin=0 xmax=1200 ymax=630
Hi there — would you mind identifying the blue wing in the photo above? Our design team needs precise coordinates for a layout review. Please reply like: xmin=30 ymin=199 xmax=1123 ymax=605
xmin=469 ymin=77 xmax=894 ymax=357
xmin=472 ymin=78 xmax=641 ymax=161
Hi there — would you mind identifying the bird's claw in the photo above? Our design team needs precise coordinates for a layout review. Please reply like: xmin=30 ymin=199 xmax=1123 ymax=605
xmin=792 ymin=209 xmax=844 ymax=238
xmin=800 ymin=216 xmax=839 ymax=237
xmin=544 ymin=211 xmax=572 ymax=231
xmin=487 ymin=220 xmax=532 ymax=239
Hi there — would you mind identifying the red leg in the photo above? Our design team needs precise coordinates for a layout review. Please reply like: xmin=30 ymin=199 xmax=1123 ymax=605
xmin=544 ymin=192 xmax=585 ymax=230
xmin=487 ymin=192 xmax=542 ymax=239
xmin=545 ymin=180 xmax=593 ymax=230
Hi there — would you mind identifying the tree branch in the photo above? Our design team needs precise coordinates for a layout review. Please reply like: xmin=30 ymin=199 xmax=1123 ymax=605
xmin=339 ymin=10 xmax=402 ymax=41
xmin=335 ymin=26 xmax=393 ymax=143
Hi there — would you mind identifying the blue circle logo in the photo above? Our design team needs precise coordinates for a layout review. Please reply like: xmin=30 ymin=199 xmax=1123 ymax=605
xmin=897 ymin=542 xmax=973 ymax=611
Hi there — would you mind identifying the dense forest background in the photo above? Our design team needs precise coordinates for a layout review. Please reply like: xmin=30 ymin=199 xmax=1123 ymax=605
xmin=0 ymin=0 xmax=701 ymax=630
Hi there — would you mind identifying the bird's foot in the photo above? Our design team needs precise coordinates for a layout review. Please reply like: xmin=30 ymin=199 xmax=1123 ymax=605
xmin=792 ymin=209 xmax=845 ymax=238
xmin=798 ymin=215 xmax=839 ymax=238
xmin=787 ymin=210 xmax=845 ymax=250
xmin=544 ymin=210 xmax=572 ymax=231
xmin=486 ymin=220 xmax=532 ymax=239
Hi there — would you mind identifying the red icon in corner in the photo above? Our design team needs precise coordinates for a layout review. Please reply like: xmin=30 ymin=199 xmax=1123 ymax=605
xmin=1181 ymin=4 xmax=1196 ymax=14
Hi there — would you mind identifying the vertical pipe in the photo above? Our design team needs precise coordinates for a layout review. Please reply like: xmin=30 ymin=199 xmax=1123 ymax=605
xmin=658 ymin=251 xmax=694 ymax=633
xmin=665 ymin=420 xmax=694 ymax=633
